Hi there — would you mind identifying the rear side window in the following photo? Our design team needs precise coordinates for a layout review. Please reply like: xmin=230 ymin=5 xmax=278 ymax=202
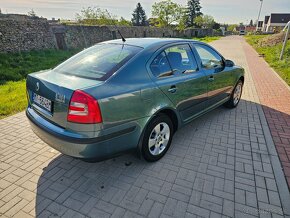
xmin=165 ymin=44 xmax=198 ymax=74
xmin=150 ymin=44 xmax=198 ymax=78
xmin=194 ymin=44 xmax=223 ymax=69
xmin=54 ymin=44 xmax=142 ymax=80
xmin=150 ymin=52 xmax=172 ymax=77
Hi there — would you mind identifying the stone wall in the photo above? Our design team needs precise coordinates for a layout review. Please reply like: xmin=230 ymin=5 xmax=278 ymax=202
xmin=53 ymin=25 xmax=178 ymax=50
xmin=0 ymin=14 xmax=214 ymax=53
xmin=0 ymin=14 xmax=56 ymax=52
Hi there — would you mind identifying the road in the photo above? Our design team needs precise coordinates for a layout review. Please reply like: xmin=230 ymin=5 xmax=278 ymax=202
xmin=0 ymin=36 xmax=289 ymax=217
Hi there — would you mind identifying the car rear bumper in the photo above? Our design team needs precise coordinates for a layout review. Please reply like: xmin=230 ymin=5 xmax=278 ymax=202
xmin=26 ymin=107 xmax=140 ymax=160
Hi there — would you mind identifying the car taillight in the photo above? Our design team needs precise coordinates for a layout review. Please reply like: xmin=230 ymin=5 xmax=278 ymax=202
xmin=67 ymin=90 xmax=102 ymax=124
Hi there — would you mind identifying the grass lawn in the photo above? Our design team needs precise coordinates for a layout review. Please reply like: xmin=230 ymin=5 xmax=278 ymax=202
xmin=245 ymin=35 xmax=290 ymax=85
xmin=193 ymin=36 xmax=222 ymax=43
xmin=0 ymin=80 xmax=26 ymax=119
xmin=0 ymin=49 xmax=80 ymax=119
xmin=0 ymin=49 xmax=80 ymax=84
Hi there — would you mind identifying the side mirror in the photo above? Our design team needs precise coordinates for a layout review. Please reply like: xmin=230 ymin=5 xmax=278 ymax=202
xmin=225 ymin=59 xmax=234 ymax=67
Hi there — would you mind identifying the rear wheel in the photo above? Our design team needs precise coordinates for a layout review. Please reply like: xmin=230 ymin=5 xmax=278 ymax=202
xmin=224 ymin=80 xmax=243 ymax=108
xmin=142 ymin=114 xmax=173 ymax=162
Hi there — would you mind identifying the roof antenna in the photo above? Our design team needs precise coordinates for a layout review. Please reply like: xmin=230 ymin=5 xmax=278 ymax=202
xmin=117 ymin=29 xmax=126 ymax=43
xmin=108 ymin=12 xmax=126 ymax=42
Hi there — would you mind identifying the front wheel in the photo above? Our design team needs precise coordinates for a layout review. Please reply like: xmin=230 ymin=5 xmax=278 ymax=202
xmin=142 ymin=114 xmax=173 ymax=162
xmin=224 ymin=80 xmax=243 ymax=108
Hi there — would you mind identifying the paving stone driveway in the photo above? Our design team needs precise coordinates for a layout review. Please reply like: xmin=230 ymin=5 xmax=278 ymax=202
xmin=1 ymin=36 xmax=290 ymax=218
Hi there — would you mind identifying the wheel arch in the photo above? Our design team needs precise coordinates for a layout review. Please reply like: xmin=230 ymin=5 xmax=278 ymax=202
xmin=136 ymin=107 xmax=180 ymax=157
xmin=239 ymin=75 xmax=245 ymax=84
xmin=149 ymin=107 xmax=180 ymax=133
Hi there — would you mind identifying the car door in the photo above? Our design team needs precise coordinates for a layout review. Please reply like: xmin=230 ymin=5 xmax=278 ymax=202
xmin=149 ymin=43 xmax=208 ymax=122
xmin=192 ymin=43 xmax=234 ymax=109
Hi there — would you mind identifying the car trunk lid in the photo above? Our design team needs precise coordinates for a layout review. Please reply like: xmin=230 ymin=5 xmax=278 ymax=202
xmin=26 ymin=70 xmax=103 ymax=128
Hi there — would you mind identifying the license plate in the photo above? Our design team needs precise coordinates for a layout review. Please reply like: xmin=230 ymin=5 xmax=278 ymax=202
xmin=33 ymin=93 xmax=52 ymax=112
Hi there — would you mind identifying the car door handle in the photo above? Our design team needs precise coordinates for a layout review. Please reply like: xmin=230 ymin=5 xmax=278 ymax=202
xmin=168 ymin=86 xmax=177 ymax=93
xmin=208 ymin=75 xmax=214 ymax=81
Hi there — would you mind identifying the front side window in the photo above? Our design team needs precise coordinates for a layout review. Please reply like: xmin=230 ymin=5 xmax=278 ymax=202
xmin=194 ymin=44 xmax=223 ymax=69
xmin=54 ymin=44 xmax=142 ymax=80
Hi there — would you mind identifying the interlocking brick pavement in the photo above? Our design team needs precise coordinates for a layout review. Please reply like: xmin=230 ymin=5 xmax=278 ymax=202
xmin=242 ymin=41 xmax=290 ymax=189
xmin=0 ymin=36 xmax=290 ymax=217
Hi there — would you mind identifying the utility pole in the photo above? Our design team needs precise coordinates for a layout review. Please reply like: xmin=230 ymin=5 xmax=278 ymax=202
xmin=256 ymin=0 xmax=263 ymax=31
xmin=280 ymin=21 xmax=290 ymax=60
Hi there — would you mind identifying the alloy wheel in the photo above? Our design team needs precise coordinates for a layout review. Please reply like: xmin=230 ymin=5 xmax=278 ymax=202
xmin=233 ymin=83 xmax=242 ymax=105
xmin=148 ymin=122 xmax=170 ymax=156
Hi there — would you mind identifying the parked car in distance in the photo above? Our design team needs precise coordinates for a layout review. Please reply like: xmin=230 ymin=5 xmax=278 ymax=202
xmin=239 ymin=30 xmax=246 ymax=35
xmin=26 ymin=38 xmax=244 ymax=162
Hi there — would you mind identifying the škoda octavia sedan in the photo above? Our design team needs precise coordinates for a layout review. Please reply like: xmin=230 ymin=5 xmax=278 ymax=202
xmin=26 ymin=38 xmax=244 ymax=162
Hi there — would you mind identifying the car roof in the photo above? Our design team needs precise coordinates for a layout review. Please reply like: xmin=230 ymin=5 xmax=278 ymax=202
xmin=101 ymin=38 xmax=201 ymax=49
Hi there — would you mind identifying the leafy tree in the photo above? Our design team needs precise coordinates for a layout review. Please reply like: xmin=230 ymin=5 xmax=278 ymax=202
xmin=194 ymin=15 xmax=215 ymax=28
xmin=177 ymin=10 xmax=188 ymax=31
xmin=151 ymin=0 xmax=183 ymax=27
xmin=148 ymin=18 xmax=160 ymax=26
xmin=75 ymin=7 xmax=117 ymax=25
xmin=185 ymin=0 xmax=202 ymax=27
xmin=131 ymin=3 xmax=147 ymax=26
xmin=119 ymin=17 xmax=132 ymax=26
xmin=227 ymin=24 xmax=238 ymax=31
xmin=28 ymin=9 xmax=37 ymax=17
xmin=194 ymin=16 xmax=203 ymax=28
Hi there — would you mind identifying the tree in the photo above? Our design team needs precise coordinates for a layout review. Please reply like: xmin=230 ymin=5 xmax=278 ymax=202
xmin=119 ymin=17 xmax=132 ymax=26
xmin=212 ymin=22 xmax=220 ymax=30
xmin=185 ymin=0 xmax=202 ymax=27
xmin=249 ymin=19 xmax=253 ymax=26
xmin=148 ymin=18 xmax=160 ymax=27
xmin=177 ymin=9 xmax=188 ymax=31
xmin=28 ymin=9 xmax=37 ymax=17
xmin=151 ymin=0 xmax=183 ymax=27
xmin=227 ymin=24 xmax=238 ymax=31
xmin=194 ymin=16 xmax=203 ymax=28
xmin=194 ymin=15 xmax=215 ymax=28
xmin=75 ymin=7 xmax=117 ymax=25
xmin=131 ymin=3 xmax=147 ymax=26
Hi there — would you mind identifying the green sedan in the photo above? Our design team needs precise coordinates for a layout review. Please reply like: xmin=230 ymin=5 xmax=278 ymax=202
xmin=26 ymin=38 xmax=244 ymax=162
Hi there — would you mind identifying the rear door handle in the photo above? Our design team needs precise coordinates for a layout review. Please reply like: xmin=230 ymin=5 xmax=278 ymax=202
xmin=208 ymin=75 xmax=214 ymax=81
xmin=168 ymin=86 xmax=177 ymax=93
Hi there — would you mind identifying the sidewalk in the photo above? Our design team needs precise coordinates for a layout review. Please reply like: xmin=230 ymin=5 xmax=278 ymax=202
xmin=243 ymin=39 xmax=290 ymax=189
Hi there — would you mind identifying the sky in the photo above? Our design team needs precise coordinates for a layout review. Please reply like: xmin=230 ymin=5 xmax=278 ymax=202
xmin=1 ymin=0 xmax=290 ymax=24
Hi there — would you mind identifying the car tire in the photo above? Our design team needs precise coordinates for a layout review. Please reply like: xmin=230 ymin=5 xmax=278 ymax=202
xmin=142 ymin=114 xmax=173 ymax=162
xmin=224 ymin=79 xmax=243 ymax=108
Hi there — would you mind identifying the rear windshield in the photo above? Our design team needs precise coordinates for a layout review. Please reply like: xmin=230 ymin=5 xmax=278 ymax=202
xmin=53 ymin=44 xmax=142 ymax=80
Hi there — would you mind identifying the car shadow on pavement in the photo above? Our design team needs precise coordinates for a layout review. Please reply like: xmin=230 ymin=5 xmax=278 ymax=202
xmin=34 ymin=99 xmax=290 ymax=217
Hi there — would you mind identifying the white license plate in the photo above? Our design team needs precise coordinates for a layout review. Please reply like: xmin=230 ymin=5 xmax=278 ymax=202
xmin=33 ymin=93 xmax=52 ymax=112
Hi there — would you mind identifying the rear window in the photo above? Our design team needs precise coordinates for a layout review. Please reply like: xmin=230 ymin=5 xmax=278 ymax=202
xmin=53 ymin=44 xmax=142 ymax=80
